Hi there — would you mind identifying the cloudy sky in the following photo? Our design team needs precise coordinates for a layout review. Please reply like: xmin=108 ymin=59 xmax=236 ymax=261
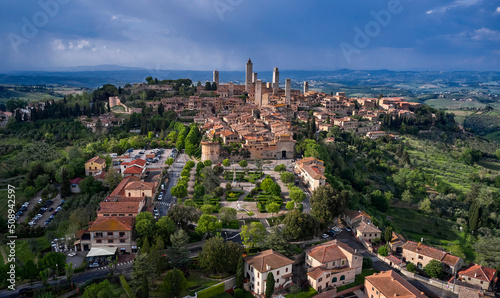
xmin=1 ymin=0 xmax=499 ymax=72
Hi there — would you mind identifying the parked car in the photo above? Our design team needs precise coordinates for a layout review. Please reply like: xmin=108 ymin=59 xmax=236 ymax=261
xmin=321 ymin=234 xmax=330 ymax=239
xmin=89 ymin=262 xmax=100 ymax=268
xmin=48 ymin=208 xmax=54 ymax=212
xmin=38 ymin=198 xmax=43 ymax=204
xmin=345 ymin=227 xmax=351 ymax=232
xmin=68 ymin=252 xmax=76 ymax=257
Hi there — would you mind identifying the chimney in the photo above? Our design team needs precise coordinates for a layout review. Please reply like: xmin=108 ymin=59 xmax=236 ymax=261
xmin=266 ymin=264 xmax=271 ymax=271
xmin=474 ymin=273 xmax=477 ymax=278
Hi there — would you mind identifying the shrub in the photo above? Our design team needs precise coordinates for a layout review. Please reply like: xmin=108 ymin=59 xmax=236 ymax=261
xmin=406 ymin=262 xmax=416 ymax=273
xmin=378 ymin=246 xmax=389 ymax=257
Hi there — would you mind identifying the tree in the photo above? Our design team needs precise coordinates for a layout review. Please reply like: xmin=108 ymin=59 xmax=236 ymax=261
xmin=269 ymin=183 xmax=281 ymax=197
xmin=166 ymin=157 xmax=174 ymax=166
xmin=265 ymin=272 xmax=275 ymax=298
xmin=280 ymin=172 xmax=295 ymax=184
xmin=213 ymin=186 xmax=224 ymax=197
xmin=289 ymin=187 xmax=305 ymax=203
xmin=267 ymin=202 xmax=280 ymax=218
xmin=310 ymin=185 xmax=348 ymax=227
xmin=171 ymin=184 xmax=187 ymax=199
xmin=261 ymin=176 xmax=275 ymax=192
xmin=384 ymin=226 xmax=393 ymax=243
xmin=378 ymin=246 xmax=389 ymax=257
xmin=282 ymin=209 xmax=319 ymax=240
xmin=167 ymin=205 xmax=199 ymax=229
xmin=131 ymin=253 xmax=155 ymax=297
xmin=401 ymin=189 xmax=413 ymax=205
xmin=21 ymin=260 xmax=39 ymax=282
xmin=424 ymin=260 xmax=443 ymax=278
xmin=64 ymin=263 xmax=74 ymax=285
xmin=155 ymin=216 xmax=176 ymax=244
xmin=238 ymin=160 xmax=248 ymax=172
xmin=406 ymin=262 xmax=417 ymax=273
xmin=198 ymin=235 xmax=226 ymax=274
xmin=371 ymin=190 xmax=389 ymax=212
xmin=200 ymin=204 xmax=216 ymax=214
xmin=264 ymin=227 xmax=292 ymax=256
xmin=240 ymin=222 xmax=267 ymax=248
xmin=196 ymin=214 xmax=222 ymax=237
xmin=135 ymin=212 xmax=156 ymax=241
xmin=468 ymin=200 xmax=482 ymax=233
xmin=167 ymin=229 xmax=191 ymax=271
xmin=236 ymin=257 xmax=245 ymax=289
xmin=223 ymin=159 xmax=231 ymax=167
xmin=219 ymin=207 xmax=237 ymax=223
xmin=104 ymin=171 xmax=122 ymax=190
xmin=419 ymin=198 xmax=432 ymax=213
xmin=274 ymin=164 xmax=286 ymax=172
xmin=201 ymin=167 xmax=221 ymax=194
xmin=40 ymin=268 xmax=50 ymax=287
xmin=164 ymin=268 xmax=187 ymax=297
xmin=286 ymin=201 xmax=295 ymax=210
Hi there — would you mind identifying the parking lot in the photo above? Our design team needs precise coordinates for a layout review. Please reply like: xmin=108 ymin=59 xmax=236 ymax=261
xmin=122 ymin=148 xmax=175 ymax=169
xmin=14 ymin=188 xmax=65 ymax=228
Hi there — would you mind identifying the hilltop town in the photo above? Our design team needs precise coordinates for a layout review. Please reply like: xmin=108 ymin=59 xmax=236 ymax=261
xmin=1 ymin=59 xmax=499 ymax=298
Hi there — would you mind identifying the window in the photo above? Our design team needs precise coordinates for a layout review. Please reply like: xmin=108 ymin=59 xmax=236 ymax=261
xmin=369 ymin=234 xmax=372 ymax=237
xmin=96 ymin=232 xmax=103 ymax=238
xmin=326 ymin=274 xmax=330 ymax=278
xmin=318 ymin=278 xmax=322 ymax=282
xmin=119 ymin=232 xmax=125 ymax=237
xmin=342 ymin=260 xmax=345 ymax=265
xmin=120 ymin=239 xmax=125 ymax=243
xmin=376 ymin=291 xmax=379 ymax=295
xmin=257 ymin=273 xmax=259 ymax=278
xmin=340 ymin=275 xmax=345 ymax=281
xmin=480 ymin=281 xmax=483 ymax=284
xmin=257 ymin=282 xmax=259 ymax=286
xmin=332 ymin=277 xmax=337 ymax=282
xmin=364 ymin=234 xmax=366 ymax=237
xmin=276 ymin=278 xmax=279 ymax=283
xmin=96 ymin=240 xmax=102 ymax=243
xmin=286 ymin=267 xmax=288 ymax=272
xmin=119 ymin=214 xmax=125 ymax=216
xmin=418 ymin=255 xmax=423 ymax=260
xmin=108 ymin=240 xmax=113 ymax=243
xmin=372 ymin=287 xmax=374 ymax=291
xmin=108 ymin=232 xmax=113 ymax=236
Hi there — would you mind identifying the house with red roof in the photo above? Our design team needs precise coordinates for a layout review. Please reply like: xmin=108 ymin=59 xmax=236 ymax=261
xmin=70 ymin=177 xmax=83 ymax=193
xmin=87 ymin=216 xmax=137 ymax=255
xmin=305 ymin=240 xmax=363 ymax=293
xmin=456 ymin=263 xmax=497 ymax=291
xmin=85 ymin=156 xmax=106 ymax=176
xmin=243 ymin=249 xmax=294 ymax=296
xmin=402 ymin=241 xmax=464 ymax=275
xmin=365 ymin=270 xmax=426 ymax=298
xmin=120 ymin=159 xmax=147 ymax=178
xmin=294 ymin=157 xmax=326 ymax=191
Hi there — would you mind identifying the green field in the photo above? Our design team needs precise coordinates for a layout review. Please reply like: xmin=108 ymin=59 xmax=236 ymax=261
xmin=423 ymin=98 xmax=487 ymax=110
xmin=405 ymin=137 xmax=500 ymax=193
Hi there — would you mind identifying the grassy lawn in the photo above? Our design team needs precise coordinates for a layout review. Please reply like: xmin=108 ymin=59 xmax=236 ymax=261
xmin=285 ymin=286 xmax=317 ymax=298
xmin=222 ymin=220 xmax=239 ymax=229
xmin=150 ymin=270 xmax=222 ymax=297
xmin=336 ymin=269 xmax=378 ymax=292
xmin=0 ymin=190 xmax=9 ymax=218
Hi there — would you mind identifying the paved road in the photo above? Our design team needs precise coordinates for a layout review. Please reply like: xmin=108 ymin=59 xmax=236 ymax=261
xmin=156 ymin=153 xmax=188 ymax=217
xmin=0 ymin=263 xmax=133 ymax=298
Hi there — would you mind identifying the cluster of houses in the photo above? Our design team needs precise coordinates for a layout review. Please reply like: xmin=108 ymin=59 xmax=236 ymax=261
xmin=241 ymin=209 xmax=497 ymax=297
xmin=73 ymin=155 xmax=158 ymax=261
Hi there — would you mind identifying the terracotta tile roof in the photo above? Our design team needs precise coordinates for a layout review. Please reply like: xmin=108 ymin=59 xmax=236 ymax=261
xmin=303 ymin=165 xmax=326 ymax=180
xmin=89 ymin=216 xmax=134 ymax=232
xmin=356 ymin=221 xmax=381 ymax=234
xmin=124 ymin=181 xmax=156 ymax=190
xmin=105 ymin=195 xmax=145 ymax=202
xmin=108 ymin=176 xmax=140 ymax=197
xmin=307 ymin=243 xmax=346 ymax=264
xmin=123 ymin=166 xmax=144 ymax=174
xmin=365 ymin=270 xmax=426 ymax=298
xmin=307 ymin=266 xmax=328 ymax=280
xmin=385 ymin=255 xmax=403 ymax=266
xmin=306 ymin=240 xmax=359 ymax=264
xmin=402 ymin=241 xmax=461 ymax=266
xmin=87 ymin=156 xmax=106 ymax=164
xmin=128 ymin=159 xmax=147 ymax=167
xmin=345 ymin=210 xmax=372 ymax=221
xmin=243 ymin=249 xmax=294 ymax=273
xmin=98 ymin=201 xmax=141 ymax=214
xmin=70 ymin=178 xmax=84 ymax=184
xmin=459 ymin=263 xmax=497 ymax=283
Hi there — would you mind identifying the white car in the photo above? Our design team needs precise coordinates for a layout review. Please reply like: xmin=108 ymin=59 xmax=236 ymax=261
xmin=345 ymin=227 xmax=351 ymax=232
xmin=38 ymin=198 xmax=43 ymax=204
xmin=68 ymin=253 xmax=76 ymax=257
xmin=89 ymin=262 xmax=99 ymax=268
xmin=321 ymin=234 xmax=330 ymax=239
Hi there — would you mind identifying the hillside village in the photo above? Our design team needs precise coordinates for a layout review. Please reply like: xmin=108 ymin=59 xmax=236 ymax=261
xmin=1 ymin=59 xmax=499 ymax=298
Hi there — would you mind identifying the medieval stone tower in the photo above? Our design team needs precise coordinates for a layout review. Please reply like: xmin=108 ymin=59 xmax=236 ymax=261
xmin=201 ymin=141 xmax=221 ymax=163
xmin=273 ymin=67 xmax=279 ymax=94
xmin=303 ymin=81 xmax=309 ymax=94
xmin=213 ymin=70 xmax=219 ymax=86
xmin=255 ymin=79 xmax=262 ymax=107
xmin=245 ymin=58 xmax=253 ymax=93
xmin=285 ymin=78 xmax=291 ymax=104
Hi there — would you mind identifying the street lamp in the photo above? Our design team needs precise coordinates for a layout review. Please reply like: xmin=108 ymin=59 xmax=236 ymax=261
xmin=56 ymin=264 xmax=59 ymax=287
